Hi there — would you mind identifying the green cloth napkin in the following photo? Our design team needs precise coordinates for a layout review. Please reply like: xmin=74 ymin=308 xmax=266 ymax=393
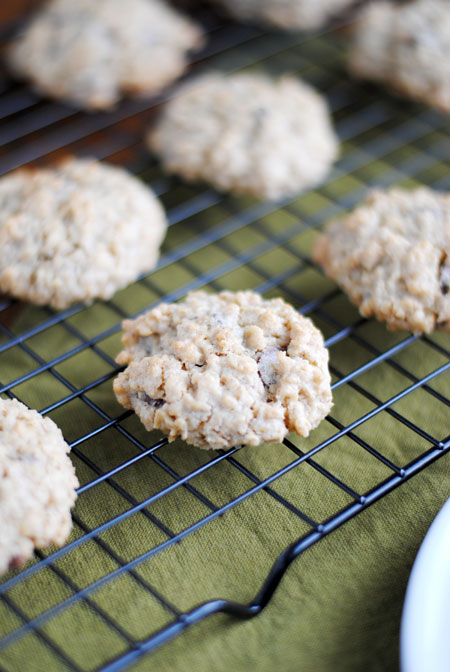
xmin=0 ymin=180 xmax=448 ymax=672
xmin=0 ymin=29 xmax=450 ymax=672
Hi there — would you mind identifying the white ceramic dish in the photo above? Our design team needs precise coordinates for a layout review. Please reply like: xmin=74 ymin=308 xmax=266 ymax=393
xmin=400 ymin=496 xmax=450 ymax=672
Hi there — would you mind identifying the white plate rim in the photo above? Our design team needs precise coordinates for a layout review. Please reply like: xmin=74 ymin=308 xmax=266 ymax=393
xmin=400 ymin=496 xmax=450 ymax=672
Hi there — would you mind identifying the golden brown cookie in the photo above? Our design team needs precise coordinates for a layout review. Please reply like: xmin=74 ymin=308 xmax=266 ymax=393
xmin=349 ymin=0 xmax=450 ymax=113
xmin=314 ymin=188 xmax=450 ymax=333
xmin=0 ymin=158 xmax=167 ymax=309
xmin=8 ymin=0 xmax=204 ymax=109
xmin=148 ymin=72 xmax=338 ymax=201
xmin=114 ymin=291 xmax=333 ymax=450
xmin=209 ymin=0 xmax=357 ymax=31
xmin=0 ymin=399 xmax=78 ymax=574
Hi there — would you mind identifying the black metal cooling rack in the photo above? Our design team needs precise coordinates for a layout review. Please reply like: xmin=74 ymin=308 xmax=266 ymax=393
xmin=0 ymin=5 xmax=450 ymax=672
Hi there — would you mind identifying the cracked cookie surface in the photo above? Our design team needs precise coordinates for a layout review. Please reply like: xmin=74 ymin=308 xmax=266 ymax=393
xmin=209 ymin=0 xmax=356 ymax=31
xmin=8 ymin=0 xmax=204 ymax=110
xmin=0 ymin=157 xmax=167 ymax=309
xmin=113 ymin=291 xmax=333 ymax=450
xmin=348 ymin=0 xmax=450 ymax=113
xmin=147 ymin=72 xmax=338 ymax=201
xmin=0 ymin=399 xmax=78 ymax=575
xmin=314 ymin=187 xmax=450 ymax=333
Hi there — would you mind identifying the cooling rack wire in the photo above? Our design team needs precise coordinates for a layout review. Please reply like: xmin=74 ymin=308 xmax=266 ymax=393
xmin=0 ymin=4 xmax=449 ymax=671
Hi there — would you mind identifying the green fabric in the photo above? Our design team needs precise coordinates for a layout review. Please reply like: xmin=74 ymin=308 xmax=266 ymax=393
xmin=0 ymin=31 xmax=450 ymax=672
xmin=0 ymin=190 xmax=448 ymax=672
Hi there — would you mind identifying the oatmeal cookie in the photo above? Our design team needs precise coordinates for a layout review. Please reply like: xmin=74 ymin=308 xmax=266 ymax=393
xmin=348 ymin=0 xmax=450 ymax=113
xmin=0 ymin=398 xmax=78 ymax=574
xmin=147 ymin=72 xmax=338 ymax=200
xmin=314 ymin=187 xmax=450 ymax=333
xmin=8 ymin=0 xmax=204 ymax=110
xmin=0 ymin=157 xmax=167 ymax=309
xmin=113 ymin=290 xmax=333 ymax=450
xmin=209 ymin=0 xmax=357 ymax=31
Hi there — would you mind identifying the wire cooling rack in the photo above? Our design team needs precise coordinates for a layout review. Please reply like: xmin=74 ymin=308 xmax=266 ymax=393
xmin=0 ymin=4 xmax=449 ymax=671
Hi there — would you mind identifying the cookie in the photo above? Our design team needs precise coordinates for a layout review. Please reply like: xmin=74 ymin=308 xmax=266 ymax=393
xmin=0 ymin=157 xmax=167 ymax=309
xmin=313 ymin=187 xmax=450 ymax=333
xmin=113 ymin=290 xmax=333 ymax=450
xmin=8 ymin=0 xmax=204 ymax=110
xmin=208 ymin=0 xmax=356 ymax=31
xmin=0 ymin=398 xmax=78 ymax=574
xmin=348 ymin=0 xmax=450 ymax=113
xmin=147 ymin=73 xmax=338 ymax=201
